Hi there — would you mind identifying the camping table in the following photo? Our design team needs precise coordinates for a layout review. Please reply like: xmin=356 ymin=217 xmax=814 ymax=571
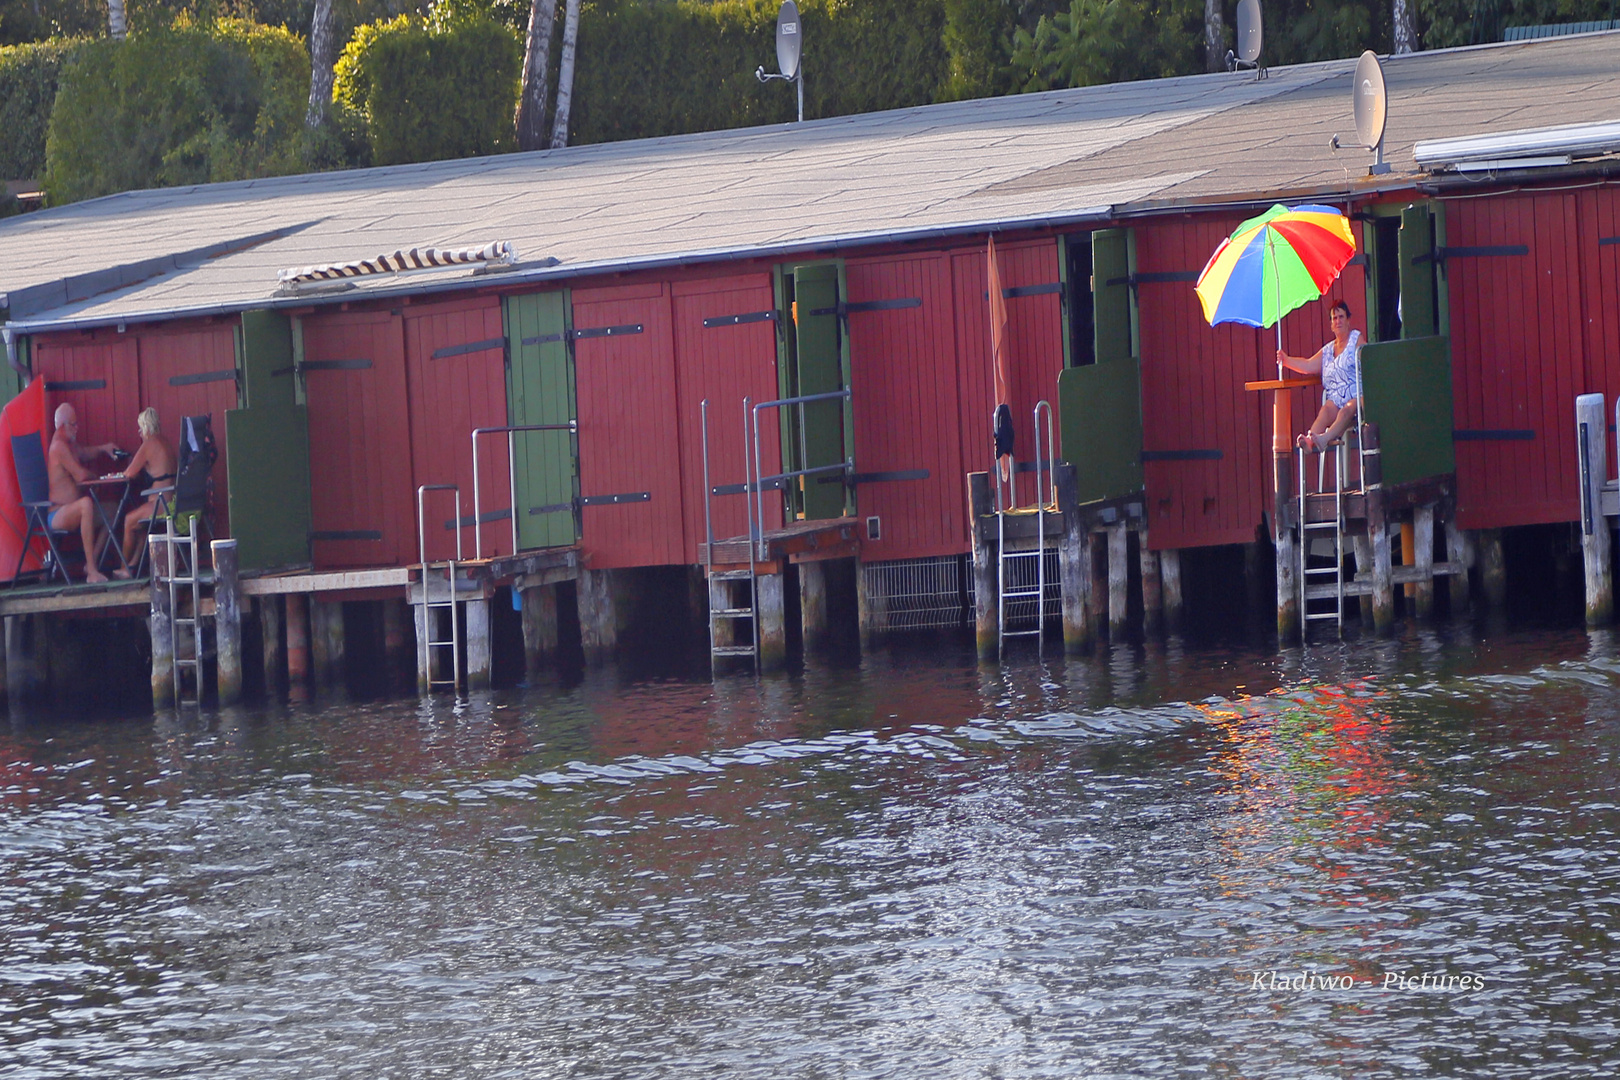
xmin=81 ymin=475 xmax=135 ymax=577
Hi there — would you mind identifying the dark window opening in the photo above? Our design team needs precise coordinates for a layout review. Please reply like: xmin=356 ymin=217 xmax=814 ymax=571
xmin=1374 ymin=216 xmax=1402 ymax=343
xmin=1066 ymin=233 xmax=1096 ymax=366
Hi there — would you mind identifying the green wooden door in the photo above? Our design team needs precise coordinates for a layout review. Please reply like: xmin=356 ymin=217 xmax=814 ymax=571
xmin=505 ymin=291 xmax=579 ymax=550
xmin=226 ymin=309 xmax=312 ymax=571
xmin=1058 ymin=229 xmax=1143 ymax=502
xmin=790 ymin=263 xmax=850 ymax=520
xmin=1399 ymin=202 xmax=1446 ymax=339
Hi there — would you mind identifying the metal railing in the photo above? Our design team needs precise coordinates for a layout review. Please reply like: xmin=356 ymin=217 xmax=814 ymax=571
xmin=470 ymin=421 xmax=577 ymax=560
xmin=417 ymin=483 xmax=464 ymax=692
xmin=996 ymin=399 xmax=1056 ymax=654
xmin=750 ymin=388 xmax=853 ymax=558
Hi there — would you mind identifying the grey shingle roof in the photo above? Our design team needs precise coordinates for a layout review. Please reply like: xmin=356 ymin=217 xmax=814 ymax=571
xmin=3 ymin=31 xmax=1618 ymax=333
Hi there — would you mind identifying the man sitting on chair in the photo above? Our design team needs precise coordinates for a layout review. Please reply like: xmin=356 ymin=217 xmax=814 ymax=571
xmin=119 ymin=407 xmax=177 ymax=569
xmin=48 ymin=402 xmax=122 ymax=583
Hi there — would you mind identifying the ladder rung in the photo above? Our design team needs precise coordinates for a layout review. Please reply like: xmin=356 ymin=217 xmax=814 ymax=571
xmin=1303 ymin=566 xmax=1341 ymax=576
xmin=711 ymin=608 xmax=754 ymax=617
xmin=711 ymin=646 xmax=756 ymax=656
xmin=708 ymin=569 xmax=754 ymax=580
xmin=1001 ymin=589 xmax=1044 ymax=599
xmin=1304 ymin=612 xmax=1341 ymax=621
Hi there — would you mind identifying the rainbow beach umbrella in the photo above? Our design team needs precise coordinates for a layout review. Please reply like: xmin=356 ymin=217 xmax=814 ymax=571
xmin=1195 ymin=204 xmax=1357 ymax=352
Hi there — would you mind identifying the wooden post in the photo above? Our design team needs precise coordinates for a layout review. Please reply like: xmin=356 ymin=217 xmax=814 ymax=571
xmin=285 ymin=592 xmax=310 ymax=685
xmin=259 ymin=595 xmax=284 ymax=689
xmin=578 ymin=568 xmax=617 ymax=663
xmin=1353 ymin=532 xmax=1375 ymax=625
xmin=382 ymin=597 xmax=409 ymax=678
xmin=1445 ymin=518 xmax=1473 ymax=611
xmin=1051 ymin=466 xmax=1091 ymax=653
xmin=969 ymin=471 xmax=996 ymax=658
xmin=211 ymin=540 xmax=242 ymax=705
xmin=1088 ymin=532 xmax=1108 ymax=640
xmin=1138 ymin=535 xmax=1163 ymax=637
xmin=412 ymin=600 xmax=433 ymax=693
xmin=1160 ymin=549 xmax=1183 ymax=633
xmin=1479 ymin=528 xmax=1508 ymax=610
xmin=798 ymin=561 xmax=829 ymax=650
xmin=1367 ymin=496 xmax=1395 ymax=635
xmin=1275 ymin=526 xmax=1298 ymax=644
xmin=465 ymin=597 xmax=492 ymax=690
xmin=5 ymin=616 xmax=36 ymax=709
xmin=757 ymin=571 xmax=786 ymax=671
xmin=309 ymin=600 xmax=332 ymax=685
xmin=1413 ymin=505 xmax=1436 ymax=620
xmin=707 ymin=574 xmax=738 ymax=652
xmin=1577 ymin=393 xmax=1613 ymax=626
xmin=520 ymin=585 xmax=558 ymax=671
xmin=1107 ymin=520 xmax=1129 ymax=639
xmin=149 ymin=540 xmax=174 ymax=709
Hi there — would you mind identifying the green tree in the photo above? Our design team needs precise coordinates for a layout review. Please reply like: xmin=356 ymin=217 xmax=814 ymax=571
xmin=1008 ymin=0 xmax=1200 ymax=91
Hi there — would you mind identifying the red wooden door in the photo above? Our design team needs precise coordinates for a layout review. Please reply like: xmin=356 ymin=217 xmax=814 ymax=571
xmin=671 ymin=273 xmax=783 ymax=564
xmin=301 ymin=310 xmax=412 ymax=568
xmin=1579 ymin=188 xmax=1620 ymax=479
xmin=403 ymin=297 xmax=511 ymax=562
xmin=845 ymin=252 xmax=965 ymax=561
xmin=572 ymin=282 xmax=684 ymax=568
xmin=136 ymin=325 xmax=239 ymax=540
xmin=32 ymin=333 xmax=140 ymax=457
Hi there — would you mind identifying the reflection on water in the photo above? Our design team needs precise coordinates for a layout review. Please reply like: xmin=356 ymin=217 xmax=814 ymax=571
xmin=5 ymin=623 xmax=1620 ymax=1077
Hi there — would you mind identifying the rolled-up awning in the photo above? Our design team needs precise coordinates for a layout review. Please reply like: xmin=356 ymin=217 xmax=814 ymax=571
xmin=277 ymin=241 xmax=517 ymax=286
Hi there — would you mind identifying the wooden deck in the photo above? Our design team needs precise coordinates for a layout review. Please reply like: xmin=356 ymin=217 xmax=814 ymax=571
xmin=701 ymin=517 xmax=861 ymax=572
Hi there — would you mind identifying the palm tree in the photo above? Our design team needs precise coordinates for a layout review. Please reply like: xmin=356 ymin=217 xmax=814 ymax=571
xmin=517 ymin=0 xmax=559 ymax=151
xmin=307 ymin=0 xmax=336 ymax=129
xmin=549 ymin=0 xmax=580 ymax=149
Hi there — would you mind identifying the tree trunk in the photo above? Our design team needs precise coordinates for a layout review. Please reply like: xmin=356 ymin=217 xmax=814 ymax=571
xmin=306 ymin=0 xmax=336 ymax=129
xmin=549 ymin=0 xmax=581 ymax=150
xmin=1393 ymin=0 xmax=1416 ymax=54
xmin=1205 ymin=0 xmax=1224 ymax=72
xmin=108 ymin=0 xmax=127 ymax=40
xmin=517 ymin=0 xmax=559 ymax=151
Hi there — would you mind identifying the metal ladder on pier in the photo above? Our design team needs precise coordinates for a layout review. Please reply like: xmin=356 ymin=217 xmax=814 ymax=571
xmin=701 ymin=398 xmax=759 ymax=665
xmin=1298 ymin=442 xmax=1346 ymax=637
xmin=417 ymin=484 xmax=464 ymax=692
xmin=996 ymin=401 xmax=1055 ymax=656
xmin=161 ymin=525 xmax=205 ymax=705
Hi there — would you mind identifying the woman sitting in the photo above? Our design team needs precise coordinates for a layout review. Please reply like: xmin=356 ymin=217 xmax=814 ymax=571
xmin=1277 ymin=300 xmax=1362 ymax=452
xmin=120 ymin=407 xmax=178 ymax=569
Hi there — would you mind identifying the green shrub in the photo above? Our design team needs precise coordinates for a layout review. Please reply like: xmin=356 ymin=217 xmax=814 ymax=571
xmin=42 ymin=19 xmax=309 ymax=205
xmin=0 ymin=37 xmax=86 ymax=180
xmin=333 ymin=13 xmax=522 ymax=166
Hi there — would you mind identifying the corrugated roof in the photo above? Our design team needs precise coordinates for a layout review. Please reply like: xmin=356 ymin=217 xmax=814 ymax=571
xmin=3 ymin=31 xmax=1618 ymax=333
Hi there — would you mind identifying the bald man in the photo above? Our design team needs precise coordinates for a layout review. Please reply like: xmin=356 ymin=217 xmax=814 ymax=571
xmin=48 ymin=403 xmax=123 ymax=583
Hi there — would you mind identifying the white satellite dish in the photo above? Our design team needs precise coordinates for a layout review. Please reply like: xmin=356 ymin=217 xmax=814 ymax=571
xmin=1353 ymin=51 xmax=1390 ymax=174
xmin=1226 ymin=0 xmax=1266 ymax=79
xmin=756 ymin=1 xmax=805 ymax=122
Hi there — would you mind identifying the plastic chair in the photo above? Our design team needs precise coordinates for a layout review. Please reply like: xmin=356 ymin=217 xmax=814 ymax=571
xmin=10 ymin=433 xmax=78 ymax=586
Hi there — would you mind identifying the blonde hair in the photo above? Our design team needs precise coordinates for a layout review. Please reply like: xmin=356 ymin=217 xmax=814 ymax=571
xmin=137 ymin=407 xmax=160 ymax=439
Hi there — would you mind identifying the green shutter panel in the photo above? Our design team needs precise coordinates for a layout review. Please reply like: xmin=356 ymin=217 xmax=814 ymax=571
xmin=240 ymin=309 xmax=296 ymax=409
xmin=1092 ymin=228 xmax=1135 ymax=365
xmin=227 ymin=310 xmax=312 ymax=571
xmin=1400 ymin=203 xmax=1438 ymax=339
xmin=1360 ymin=335 xmax=1454 ymax=486
xmin=792 ymin=263 xmax=847 ymax=521
xmin=505 ymin=291 xmax=580 ymax=550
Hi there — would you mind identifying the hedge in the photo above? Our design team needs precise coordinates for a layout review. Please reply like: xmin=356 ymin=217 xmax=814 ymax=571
xmin=0 ymin=38 xmax=86 ymax=181
xmin=43 ymin=20 xmax=309 ymax=205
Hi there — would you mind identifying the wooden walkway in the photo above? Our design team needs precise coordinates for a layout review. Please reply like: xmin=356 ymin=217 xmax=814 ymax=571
xmin=700 ymin=517 xmax=861 ymax=572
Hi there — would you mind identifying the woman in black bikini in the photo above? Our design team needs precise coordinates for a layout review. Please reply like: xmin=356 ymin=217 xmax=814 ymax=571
xmin=120 ymin=407 xmax=177 ymax=569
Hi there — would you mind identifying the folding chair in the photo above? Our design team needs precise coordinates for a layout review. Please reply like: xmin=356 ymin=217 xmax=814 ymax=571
xmin=139 ymin=415 xmax=217 ymax=578
xmin=10 ymin=433 xmax=78 ymax=586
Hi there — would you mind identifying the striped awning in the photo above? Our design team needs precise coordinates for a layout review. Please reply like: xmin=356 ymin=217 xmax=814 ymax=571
xmin=277 ymin=241 xmax=517 ymax=286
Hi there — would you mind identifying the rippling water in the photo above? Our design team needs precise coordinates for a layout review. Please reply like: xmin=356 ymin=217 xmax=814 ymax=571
xmin=5 ymin=623 xmax=1620 ymax=1078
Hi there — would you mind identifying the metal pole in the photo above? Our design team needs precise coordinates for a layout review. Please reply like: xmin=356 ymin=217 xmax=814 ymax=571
xmin=508 ymin=431 xmax=518 ymax=557
xmin=472 ymin=431 xmax=482 ymax=561
xmin=796 ymin=72 xmax=803 ymax=123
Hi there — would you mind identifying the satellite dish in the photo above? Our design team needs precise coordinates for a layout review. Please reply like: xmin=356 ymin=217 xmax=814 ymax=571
xmin=1236 ymin=0 xmax=1262 ymax=65
xmin=776 ymin=1 xmax=802 ymax=81
xmin=1353 ymin=50 xmax=1390 ymax=174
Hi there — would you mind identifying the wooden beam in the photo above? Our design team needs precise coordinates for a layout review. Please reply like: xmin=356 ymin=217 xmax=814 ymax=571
xmin=241 ymin=568 xmax=410 ymax=596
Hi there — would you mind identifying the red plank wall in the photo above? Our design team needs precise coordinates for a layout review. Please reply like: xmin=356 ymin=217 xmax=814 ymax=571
xmin=670 ymin=273 xmax=784 ymax=565
xmin=402 ymin=296 xmax=512 ymax=562
xmin=952 ymin=239 xmax=1067 ymax=509
xmin=572 ymin=281 xmax=687 ymax=569
xmin=845 ymin=252 xmax=968 ymax=561
xmin=1446 ymin=189 xmax=1620 ymax=531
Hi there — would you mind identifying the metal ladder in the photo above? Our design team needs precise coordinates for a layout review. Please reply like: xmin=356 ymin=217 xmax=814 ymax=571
xmin=417 ymin=484 xmax=464 ymax=692
xmin=163 ymin=525 xmax=204 ymax=706
xmin=701 ymin=398 xmax=759 ymax=664
xmin=1298 ymin=440 xmax=1347 ymax=638
xmin=996 ymin=400 xmax=1055 ymax=655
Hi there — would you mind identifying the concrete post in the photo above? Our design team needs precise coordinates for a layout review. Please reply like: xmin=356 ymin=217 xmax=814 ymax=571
xmin=1577 ymin=393 xmax=1613 ymax=626
xmin=798 ymin=561 xmax=829 ymax=650
xmin=1160 ymin=549 xmax=1183 ymax=634
xmin=259 ymin=594 xmax=284 ymax=689
xmin=520 ymin=585 xmax=559 ymax=671
xmin=1445 ymin=518 xmax=1473 ymax=611
xmin=757 ymin=571 xmax=787 ymax=671
xmin=968 ymin=472 xmax=996 ymax=659
xmin=1413 ymin=505 xmax=1436 ymax=620
xmin=578 ymin=568 xmax=618 ymax=663
xmin=1480 ymin=528 xmax=1508 ymax=610
xmin=1106 ymin=520 xmax=1129 ymax=639
xmin=465 ymin=597 xmax=492 ymax=690
xmin=211 ymin=540 xmax=242 ymax=705
xmin=285 ymin=593 xmax=310 ymax=685
xmin=1139 ymin=538 xmax=1163 ymax=637
xmin=149 ymin=540 xmax=174 ymax=709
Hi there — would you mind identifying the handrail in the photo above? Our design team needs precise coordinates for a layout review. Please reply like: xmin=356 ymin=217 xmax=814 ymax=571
xmin=417 ymin=483 xmax=463 ymax=571
xmin=751 ymin=387 xmax=852 ymax=555
xmin=416 ymin=482 xmax=463 ymax=691
xmin=470 ymin=421 xmax=577 ymax=560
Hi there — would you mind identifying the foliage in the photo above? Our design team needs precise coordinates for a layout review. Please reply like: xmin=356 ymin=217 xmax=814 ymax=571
xmin=0 ymin=36 xmax=85 ymax=179
xmin=940 ymin=0 xmax=1013 ymax=101
xmin=0 ymin=0 xmax=101 ymax=46
xmin=332 ymin=11 xmax=522 ymax=165
xmin=42 ymin=19 xmax=310 ymax=205
xmin=1007 ymin=0 xmax=1201 ymax=91
xmin=1418 ymin=0 xmax=1618 ymax=48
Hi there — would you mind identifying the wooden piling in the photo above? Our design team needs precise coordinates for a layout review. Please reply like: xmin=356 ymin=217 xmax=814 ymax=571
xmin=1445 ymin=518 xmax=1473 ymax=611
xmin=1413 ymin=506 xmax=1436 ymax=620
xmin=520 ymin=585 xmax=559 ymax=671
xmin=1352 ymin=533 xmax=1375 ymax=625
xmin=1106 ymin=521 xmax=1129 ymax=639
xmin=1577 ymin=393 xmax=1613 ymax=626
xmin=1367 ymin=499 xmax=1395 ymax=635
xmin=285 ymin=593 xmax=310 ymax=685
xmin=757 ymin=572 xmax=787 ymax=671
xmin=259 ymin=595 xmax=284 ymax=688
xmin=1274 ymin=527 xmax=1299 ymax=645
xmin=969 ymin=472 xmax=997 ymax=658
xmin=798 ymin=561 xmax=829 ymax=650
xmin=1054 ymin=465 xmax=1092 ymax=653
xmin=5 ymin=616 xmax=37 ymax=709
xmin=412 ymin=600 xmax=433 ymax=693
xmin=309 ymin=601 xmax=332 ymax=685
xmin=1139 ymin=539 xmax=1163 ymax=637
xmin=578 ymin=568 xmax=618 ymax=663
xmin=212 ymin=540 xmax=242 ymax=705
xmin=382 ymin=597 xmax=409 ymax=678
xmin=1479 ymin=528 xmax=1508 ymax=610
xmin=465 ymin=597 xmax=492 ymax=690
xmin=856 ymin=562 xmax=888 ymax=645
xmin=149 ymin=540 xmax=174 ymax=709
xmin=1160 ymin=549 xmax=1183 ymax=633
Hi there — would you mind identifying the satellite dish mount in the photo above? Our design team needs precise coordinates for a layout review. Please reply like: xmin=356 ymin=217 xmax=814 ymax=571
xmin=755 ymin=1 xmax=804 ymax=123
xmin=1351 ymin=50 xmax=1391 ymax=175
xmin=1224 ymin=0 xmax=1266 ymax=80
